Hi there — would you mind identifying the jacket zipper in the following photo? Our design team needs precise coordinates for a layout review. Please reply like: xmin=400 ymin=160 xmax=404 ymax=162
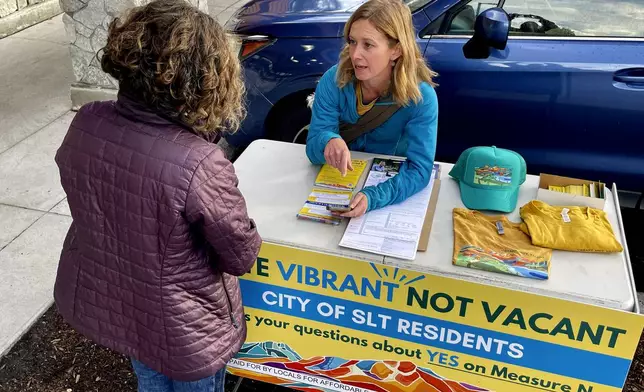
xmin=221 ymin=273 xmax=239 ymax=329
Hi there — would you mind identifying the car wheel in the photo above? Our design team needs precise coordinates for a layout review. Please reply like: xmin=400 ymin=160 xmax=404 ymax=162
xmin=267 ymin=100 xmax=312 ymax=145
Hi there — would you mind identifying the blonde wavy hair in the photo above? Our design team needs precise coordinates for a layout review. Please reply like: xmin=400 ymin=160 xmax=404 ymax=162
xmin=337 ymin=0 xmax=437 ymax=106
xmin=101 ymin=0 xmax=245 ymax=137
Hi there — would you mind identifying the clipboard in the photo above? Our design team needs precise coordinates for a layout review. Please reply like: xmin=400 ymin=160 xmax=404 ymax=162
xmin=350 ymin=158 xmax=441 ymax=253
xmin=417 ymin=166 xmax=442 ymax=252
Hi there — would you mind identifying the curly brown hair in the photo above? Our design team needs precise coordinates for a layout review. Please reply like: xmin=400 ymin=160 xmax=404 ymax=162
xmin=100 ymin=0 xmax=245 ymax=136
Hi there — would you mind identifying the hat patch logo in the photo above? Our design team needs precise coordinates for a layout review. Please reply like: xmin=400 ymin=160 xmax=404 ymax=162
xmin=473 ymin=165 xmax=512 ymax=186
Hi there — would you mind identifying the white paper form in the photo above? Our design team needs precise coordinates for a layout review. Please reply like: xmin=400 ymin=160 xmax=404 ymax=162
xmin=339 ymin=162 xmax=438 ymax=260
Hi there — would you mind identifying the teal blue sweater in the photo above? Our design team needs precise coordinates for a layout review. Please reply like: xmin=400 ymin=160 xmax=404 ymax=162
xmin=305 ymin=65 xmax=438 ymax=212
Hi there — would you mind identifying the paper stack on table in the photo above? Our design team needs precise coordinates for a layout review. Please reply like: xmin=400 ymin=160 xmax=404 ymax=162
xmin=548 ymin=182 xmax=605 ymax=199
xmin=313 ymin=159 xmax=368 ymax=190
xmin=297 ymin=159 xmax=368 ymax=225
xmin=297 ymin=189 xmax=353 ymax=225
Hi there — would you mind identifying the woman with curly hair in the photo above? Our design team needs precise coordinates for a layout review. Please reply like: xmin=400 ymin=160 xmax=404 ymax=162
xmin=53 ymin=0 xmax=261 ymax=390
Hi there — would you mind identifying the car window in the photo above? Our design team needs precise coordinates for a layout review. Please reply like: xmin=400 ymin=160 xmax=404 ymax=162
xmin=405 ymin=0 xmax=434 ymax=13
xmin=444 ymin=1 xmax=500 ymax=34
xmin=503 ymin=0 xmax=644 ymax=38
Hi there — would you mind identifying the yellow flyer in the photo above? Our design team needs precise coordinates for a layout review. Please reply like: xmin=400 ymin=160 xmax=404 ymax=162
xmin=314 ymin=159 xmax=368 ymax=190
xmin=297 ymin=189 xmax=352 ymax=225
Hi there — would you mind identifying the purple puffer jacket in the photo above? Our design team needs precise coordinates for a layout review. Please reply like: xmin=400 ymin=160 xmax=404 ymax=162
xmin=54 ymin=94 xmax=262 ymax=381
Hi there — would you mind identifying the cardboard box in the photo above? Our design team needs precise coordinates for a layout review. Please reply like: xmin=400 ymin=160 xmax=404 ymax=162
xmin=537 ymin=173 xmax=606 ymax=210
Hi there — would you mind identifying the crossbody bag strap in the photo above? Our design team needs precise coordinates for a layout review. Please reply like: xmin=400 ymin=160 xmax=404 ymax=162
xmin=339 ymin=103 xmax=401 ymax=145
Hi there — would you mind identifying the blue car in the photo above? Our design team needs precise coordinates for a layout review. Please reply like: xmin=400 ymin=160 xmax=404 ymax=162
xmin=224 ymin=0 xmax=644 ymax=193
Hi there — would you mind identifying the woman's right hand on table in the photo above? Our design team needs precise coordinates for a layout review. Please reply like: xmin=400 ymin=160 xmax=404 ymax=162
xmin=324 ymin=138 xmax=353 ymax=176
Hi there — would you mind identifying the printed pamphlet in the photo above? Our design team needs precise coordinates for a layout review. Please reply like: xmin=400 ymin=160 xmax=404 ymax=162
xmin=314 ymin=159 xmax=368 ymax=190
xmin=297 ymin=189 xmax=353 ymax=225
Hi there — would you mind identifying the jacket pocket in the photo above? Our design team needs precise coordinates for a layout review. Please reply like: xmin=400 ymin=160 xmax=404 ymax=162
xmin=220 ymin=273 xmax=239 ymax=329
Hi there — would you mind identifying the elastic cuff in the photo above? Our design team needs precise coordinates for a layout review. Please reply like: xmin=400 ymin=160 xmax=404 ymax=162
xmin=360 ymin=189 xmax=373 ymax=212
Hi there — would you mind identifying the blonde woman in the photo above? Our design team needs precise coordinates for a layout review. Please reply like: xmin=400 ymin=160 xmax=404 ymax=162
xmin=54 ymin=0 xmax=261 ymax=390
xmin=305 ymin=0 xmax=438 ymax=218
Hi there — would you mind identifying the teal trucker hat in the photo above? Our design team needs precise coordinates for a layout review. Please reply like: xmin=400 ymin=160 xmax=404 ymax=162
xmin=449 ymin=146 xmax=526 ymax=213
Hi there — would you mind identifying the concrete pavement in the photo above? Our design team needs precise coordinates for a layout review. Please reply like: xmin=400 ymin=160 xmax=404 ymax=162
xmin=0 ymin=13 xmax=74 ymax=358
xmin=0 ymin=1 xmax=247 ymax=358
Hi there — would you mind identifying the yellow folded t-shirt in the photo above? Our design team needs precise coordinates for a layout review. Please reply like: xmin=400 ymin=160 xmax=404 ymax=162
xmin=519 ymin=200 xmax=623 ymax=253
xmin=453 ymin=208 xmax=552 ymax=280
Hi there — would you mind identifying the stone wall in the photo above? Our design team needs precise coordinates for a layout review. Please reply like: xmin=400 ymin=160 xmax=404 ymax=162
xmin=0 ymin=0 xmax=61 ymax=38
xmin=60 ymin=0 xmax=208 ymax=108
xmin=0 ymin=0 xmax=41 ymax=20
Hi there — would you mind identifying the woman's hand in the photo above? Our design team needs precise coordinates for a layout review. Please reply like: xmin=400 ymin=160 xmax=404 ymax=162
xmin=324 ymin=138 xmax=353 ymax=176
xmin=338 ymin=192 xmax=368 ymax=218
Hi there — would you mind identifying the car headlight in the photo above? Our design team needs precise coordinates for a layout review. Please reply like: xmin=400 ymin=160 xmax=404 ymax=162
xmin=238 ymin=35 xmax=276 ymax=61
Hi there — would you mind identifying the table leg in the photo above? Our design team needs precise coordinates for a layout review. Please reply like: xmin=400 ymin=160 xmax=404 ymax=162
xmin=231 ymin=376 xmax=244 ymax=392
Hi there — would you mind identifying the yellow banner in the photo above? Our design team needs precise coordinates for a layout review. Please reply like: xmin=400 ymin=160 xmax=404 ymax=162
xmin=230 ymin=242 xmax=644 ymax=392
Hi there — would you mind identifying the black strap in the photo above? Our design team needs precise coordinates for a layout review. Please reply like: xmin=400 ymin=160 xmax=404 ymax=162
xmin=339 ymin=103 xmax=400 ymax=145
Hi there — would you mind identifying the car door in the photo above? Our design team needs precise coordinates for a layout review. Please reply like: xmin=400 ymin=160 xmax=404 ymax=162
xmin=409 ymin=0 xmax=435 ymax=74
xmin=421 ymin=0 xmax=644 ymax=191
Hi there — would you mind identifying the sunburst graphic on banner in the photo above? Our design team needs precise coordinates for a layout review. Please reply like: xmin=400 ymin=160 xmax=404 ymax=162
xmin=369 ymin=264 xmax=426 ymax=286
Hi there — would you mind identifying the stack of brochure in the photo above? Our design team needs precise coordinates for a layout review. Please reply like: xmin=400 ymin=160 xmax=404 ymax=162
xmin=313 ymin=159 xmax=368 ymax=190
xmin=297 ymin=159 xmax=368 ymax=225
xmin=548 ymin=182 xmax=605 ymax=199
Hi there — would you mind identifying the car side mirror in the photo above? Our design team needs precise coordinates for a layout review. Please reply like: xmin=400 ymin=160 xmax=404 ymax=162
xmin=463 ymin=7 xmax=510 ymax=59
